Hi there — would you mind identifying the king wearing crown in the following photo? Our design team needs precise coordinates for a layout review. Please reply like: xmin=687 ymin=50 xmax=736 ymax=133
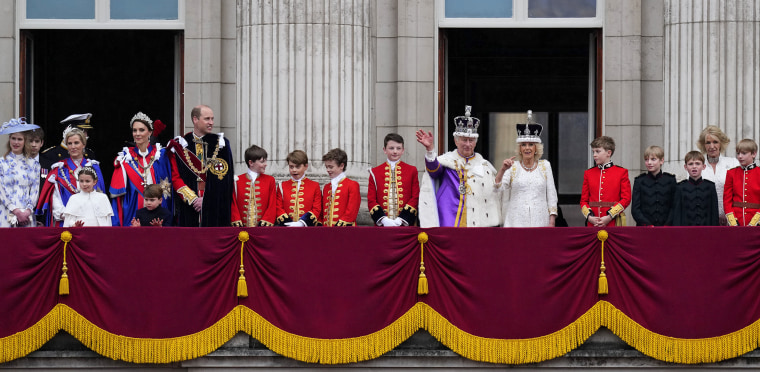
xmin=416 ymin=105 xmax=502 ymax=227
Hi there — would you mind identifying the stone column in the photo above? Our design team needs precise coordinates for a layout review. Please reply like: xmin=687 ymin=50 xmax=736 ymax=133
xmin=664 ymin=0 xmax=760 ymax=168
xmin=237 ymin=0 xmax=373 ymax=180
xmin=0 ymin=0 xmax=15 ymax=121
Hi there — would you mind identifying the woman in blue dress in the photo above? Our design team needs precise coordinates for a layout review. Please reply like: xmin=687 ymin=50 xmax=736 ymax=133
xmin=109 ymin=112 xmax=197 ymax=226
xmin=37 ymin=126 xmax=105 ymax=226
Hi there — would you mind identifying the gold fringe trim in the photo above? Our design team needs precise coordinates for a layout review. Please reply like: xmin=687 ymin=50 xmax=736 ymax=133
xmin=0 ymin=305 xmax=62 ymax=363
xmin=599 ymin=300 xmax=760 ymax=364
xmin=59 ymin=304 xmax=241 ymax=363
xmin=421 ymin=302 xmax=602 ymax=364
xmin=5 ymin=303 xmax=760 ymax=364
xmin=239 ymin=304 xmax=424 ymax=364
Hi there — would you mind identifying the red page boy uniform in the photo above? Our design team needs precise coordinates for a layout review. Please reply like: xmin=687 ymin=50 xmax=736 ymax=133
xmin=724 ymin=164 xmax=760 ymax=226
xmin=581 ymin=162 xmax=632 ymax=226
xmin=276 ymin=177 xmax=323 ymax=226
xmin=368 ymin=161 xmax=420 ymax=226
xmin=231 ymin=170 xmax=277 ymax=227
xmin=322 ymin=177 xmax=361 ymax=226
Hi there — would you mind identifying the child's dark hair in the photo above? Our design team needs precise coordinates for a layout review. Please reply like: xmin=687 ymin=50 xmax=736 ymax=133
xmin=244 ymin=145 xmax=268 ymax=164
xmin=144 ymin=184 xmax=164 ymax=199
xmin=383 ymin=133 xmax=404 ymax=148
xmin=26 ymin=127 xmax=45 ymax=142
xmin=590 ymin=136 xmax=616 ymax=155
xmin=77 ymin=166 xmax=98 ymax=181
xmin=286 ymin=150 xmax=309 ymax=166
xmin=323 ymin=148 xmax=348 ymax=169
xmin=684 ymin=151 xmax=705 ymax=164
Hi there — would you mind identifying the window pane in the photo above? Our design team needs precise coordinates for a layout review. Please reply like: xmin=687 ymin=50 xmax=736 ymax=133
xmin=27 ymin=0 xmax=95 ymax=19
xmin=110 ymin=0 xmax=179 ymax=20
xmin=528 ymin=0 xmax=596 ymax=18
xmin=557 ymin=112 xmax=589 ymax=194
xmin=445 ymin=0 xmax=512 ymax=18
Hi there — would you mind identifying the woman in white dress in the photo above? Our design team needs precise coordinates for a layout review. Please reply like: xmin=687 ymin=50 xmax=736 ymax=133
xmin=0 ymin=118 xmax=41 ymax=227
xmin=495 ymin=121 xmax=558 ymax=227
xmin=697 ymin=125 xmax=740 ymax=225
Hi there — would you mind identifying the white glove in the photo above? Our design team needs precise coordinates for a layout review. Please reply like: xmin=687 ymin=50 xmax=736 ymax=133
xmin=380 ymin=217 xmax=397 ymax=227
xmin=285 ymin=221 xmax=306 ymax=227
xmin=392 ymin=217 xmax=406 ymax=226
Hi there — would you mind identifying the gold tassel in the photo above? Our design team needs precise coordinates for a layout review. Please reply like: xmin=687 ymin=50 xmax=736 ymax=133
xmin=237 ymin=231 xmax=250 ymax=298
xmin=59 ymin=231 xmax=72 ymax=296
xmin=597 ymin=230 xmax=608 ymax=295
xmin=417 ymin=232 xmax=429 ymax=295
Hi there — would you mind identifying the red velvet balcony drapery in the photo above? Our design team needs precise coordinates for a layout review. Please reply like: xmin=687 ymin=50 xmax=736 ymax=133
xmin=2 ymin=227 xmax=760 ymax=364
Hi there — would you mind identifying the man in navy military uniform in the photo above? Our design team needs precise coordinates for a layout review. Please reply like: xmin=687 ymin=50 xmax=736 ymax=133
xmin=39 ymin=113 xmax=96 ymax=170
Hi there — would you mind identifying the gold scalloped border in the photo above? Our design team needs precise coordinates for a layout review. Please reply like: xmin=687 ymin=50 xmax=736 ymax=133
xmin=239 ymin=304 xmax=423 ymax=364
xmin=599 ymin=300 xmax=760 ymax=364
xmin=422 ymin=302 xmax=602 ymax=363
xmin=3 ymin=302 xmax=760 ymax=364
xmin=0 ymin=305 xmax=62 ymax=363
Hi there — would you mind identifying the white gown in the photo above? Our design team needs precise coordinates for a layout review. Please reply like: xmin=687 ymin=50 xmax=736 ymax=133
xmin=701 ymin=155 xmax=740 ymax=218
xmin=500 ymin=160 xmax=558 ymax=227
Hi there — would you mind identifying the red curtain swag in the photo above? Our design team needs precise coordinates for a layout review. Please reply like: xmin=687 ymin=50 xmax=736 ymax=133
xmin=2 ymin=227 xmax=760 ymax=364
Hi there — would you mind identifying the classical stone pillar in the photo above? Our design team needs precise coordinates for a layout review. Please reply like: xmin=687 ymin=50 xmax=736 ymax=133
xmin=237 ymin=0 xmax=373 ymax=180
xmin=664 ymin=0 xmax=760 ymax=167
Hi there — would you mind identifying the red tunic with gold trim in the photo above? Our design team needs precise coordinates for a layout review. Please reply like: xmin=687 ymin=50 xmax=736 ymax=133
xmin=723 ymin=164 xmax=760 ymax=226
xmin=322 ymin=177 xmax=361 ymax=226
xmin=367 ymin=161 xmax=420 ymax=226
xmin=580 ymin=162 xmax=631 ymax=226
xmin=230 ymin=172 xmax=277 ymax=227
xmin=275 ymin=177 xmax=323 ymax=226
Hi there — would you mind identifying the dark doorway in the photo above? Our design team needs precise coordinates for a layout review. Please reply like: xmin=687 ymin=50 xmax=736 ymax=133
xmin=22 ymin=29 xmax=181 ymax=186
xmin=442 ymin=28 xmax=598 ymax=203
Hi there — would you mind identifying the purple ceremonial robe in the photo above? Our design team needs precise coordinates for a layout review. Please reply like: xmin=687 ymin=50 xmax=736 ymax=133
xmin=425 ymin=157 xmax=466 ymax=227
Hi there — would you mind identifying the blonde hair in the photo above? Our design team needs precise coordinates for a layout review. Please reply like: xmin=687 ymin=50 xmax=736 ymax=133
xmin=736 ymin=139 xmax=758 ymax=154
xmin=696 ymin=125 xmax=730 ymax=154
xmin=515 ymin=142 xmax=544 ymax=161
xmin=65 ymin=128 xmax=88 ymax=147
xmin=643 ymin=145 xmax=664 ymax=160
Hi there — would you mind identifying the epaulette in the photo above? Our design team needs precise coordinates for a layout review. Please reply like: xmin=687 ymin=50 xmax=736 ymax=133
xmin=41 ymin=146 xmax=57 ymax=154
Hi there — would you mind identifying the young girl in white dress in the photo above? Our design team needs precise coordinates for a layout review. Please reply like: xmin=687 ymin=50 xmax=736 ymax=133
xmin=0 ymin=118 xmax=41 ymax=227
xmin=62 ymin=166 xmax=113 ymax=227
xmin=494 ymin=116 xmax=559 ymax=227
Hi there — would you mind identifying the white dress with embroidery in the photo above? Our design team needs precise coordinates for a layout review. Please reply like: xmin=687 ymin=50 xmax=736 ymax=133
xmin=0 ymin=153 xmax=41 ymax=227
xmin=499 ymin=159 xmax=558 ymax=227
